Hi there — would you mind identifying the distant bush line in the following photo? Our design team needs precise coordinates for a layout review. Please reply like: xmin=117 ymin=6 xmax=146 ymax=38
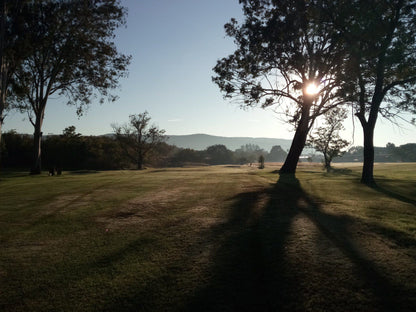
xmin=0 ymin=131 xmax=286 ymax=171
xmin=1 ymin=131 xmax=415 ymax=171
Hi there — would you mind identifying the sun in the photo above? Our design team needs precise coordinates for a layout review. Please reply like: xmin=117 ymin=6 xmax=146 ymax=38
xmin=305 ymin=83 xmax=319 ymax=95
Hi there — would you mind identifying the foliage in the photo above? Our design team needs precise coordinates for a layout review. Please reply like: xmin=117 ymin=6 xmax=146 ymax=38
xmin=0 ymin=0 xmax=29 ymax=152
xmin=3 ymin=128 xmax=416 ymax=171
xmin=1 ymin=128 xmax=126 ymax=170
xmin=213 ymin=0 xmax=348 ymax=173
xmin=266 ymin=145 xmax=288 ymax=162
xmin=205 ymin=144 xmax=234 ymax=165
xmin=307 ymin=107 xmax=350 ymax=171
xmin=112 ymin=112 xmax=166 ymax=170
xmin=11 ymin=0 xmax=130 ymax=174
xmin=169 ymin=148 xmax=205 ymax=166
xmin=0 ymin=130 xmax=32 ymax=168
xmin=234 ymin=144 xmax=266 ymax=164
xmin=391 ymin=143 xmax=416 ymax=162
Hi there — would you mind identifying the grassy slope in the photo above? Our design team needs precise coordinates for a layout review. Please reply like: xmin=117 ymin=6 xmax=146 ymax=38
xmin=0 ymin=164 xmax=415 ymax=311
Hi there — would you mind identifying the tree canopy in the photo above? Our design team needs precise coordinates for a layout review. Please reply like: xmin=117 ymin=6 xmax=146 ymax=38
xmin=113 ymin=112 xmax=166 ymax=170
xmin=11 ymin=0 xmax=130 ymax=174
xmin=0 ymin=0 xmax=28 ymax=163
xmin=307 ymin=107 xmax=350 ymax=172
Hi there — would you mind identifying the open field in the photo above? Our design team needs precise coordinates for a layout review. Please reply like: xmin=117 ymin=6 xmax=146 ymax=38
xmin=1 ymin=163 xmax=416 ymax=311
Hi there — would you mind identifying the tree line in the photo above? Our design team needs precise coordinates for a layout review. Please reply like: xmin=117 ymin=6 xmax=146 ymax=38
xmin=338 ymin=143 xmax=416 ymax=163
xmin=3 ymin=126 xmax=414 ymax=172
xmin=0 ymin=128 xmax=290 ymax=171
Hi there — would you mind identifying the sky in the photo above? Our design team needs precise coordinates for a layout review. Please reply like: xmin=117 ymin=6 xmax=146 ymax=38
xmin=3 ymin=0 xmax=416 ymax=147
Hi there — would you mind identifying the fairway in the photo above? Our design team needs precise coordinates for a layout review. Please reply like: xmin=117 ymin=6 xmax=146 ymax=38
xmin=1 ymin=163 xmax=415 ymax=311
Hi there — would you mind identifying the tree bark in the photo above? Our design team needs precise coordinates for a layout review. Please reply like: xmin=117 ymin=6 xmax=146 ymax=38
xmin=280 ymin=103 xmax=311 ymax=174
xmin=324 ymin=156 xmax=331 ymax=172
xmin=358 ymin=85 xmax=382 ymax=186
xmin=0 ymin=116 xmax=3 ymax=168
xmin=137 ymin=152 xmax=143 ymax=170
xmin=0 ymin=1 xmax=6 ymax=160
xmin=361 ymin=123 xmax=376 ymax=186
xmin=30 ymin=111 xmax=44 ymax=175
xmin=31 ymin=127 xmax=42 ymax=175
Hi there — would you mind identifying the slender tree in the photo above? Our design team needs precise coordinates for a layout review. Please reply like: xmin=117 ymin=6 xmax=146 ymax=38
xmin=112 ymin=112 xmax=166 ymax=170
xmin=12 ymin=0 xmax=130 ymax=174
xmin=307 ymin=107 xmax=350 ymax=172
xmin=213 ymin=0 xmax=348 ymax=175
xmin=258 ymin=154 xmax=265 ymax=169
xmin=336 ymin=0 xmax=416 ymax=185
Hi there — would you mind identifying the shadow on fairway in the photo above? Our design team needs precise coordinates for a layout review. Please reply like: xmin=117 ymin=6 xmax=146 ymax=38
xmin=184 ymin=174 xmax=413 ymax=312
xmin=371 ymin=181 xmax=416 ymax=207
xmin=68 ymin=170 xmax=100 ymax=175
xmin=183 ymin=174 xmax=301 ymax=311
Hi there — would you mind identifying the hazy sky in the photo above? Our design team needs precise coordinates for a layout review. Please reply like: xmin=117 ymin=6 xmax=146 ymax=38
xmin=4 ymin=0 xmax=416 ymax=146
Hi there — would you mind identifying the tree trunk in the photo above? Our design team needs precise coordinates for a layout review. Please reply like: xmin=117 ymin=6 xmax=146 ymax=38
xmin=0 ymin=2 xmax=6 ymax=167
xmin=280 ymin=104 xmax=311 ymax=174
xmin=324 ymin=156 xmax=331 ymax=172
xmin=361 ymin=123 xmax=376 ymax=186
xmin=358 ymin=87 xmax=381 ymax=186
xmin=137 ymin=153 xmax=143 ymax=170
xmin=30 ymin=115 xmax=44 ymax=175
xmin=0 ymin=116 xmax=3 ymax=168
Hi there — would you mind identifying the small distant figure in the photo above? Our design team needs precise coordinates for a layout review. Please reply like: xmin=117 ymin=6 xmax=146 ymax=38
xmin=56 ymin=167 xmax=62 ymax=175
xmin=48 ymin=167 xmax=56 ymax=176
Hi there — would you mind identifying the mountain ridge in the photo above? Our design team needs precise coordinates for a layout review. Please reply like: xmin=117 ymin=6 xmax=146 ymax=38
xmin=165 ymin=133 xmax=292 ymax=152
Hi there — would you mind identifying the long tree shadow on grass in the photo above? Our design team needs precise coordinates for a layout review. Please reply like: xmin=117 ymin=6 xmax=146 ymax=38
xmin=323 ymin=168 xmax=416 ymax=206
xmin=184 ymin=174 xmax=301 ymax=311
xmin=185 ymin=174 xmax=414 ymax=312
xmin=371 ymin=179 xmax=416 ymax=207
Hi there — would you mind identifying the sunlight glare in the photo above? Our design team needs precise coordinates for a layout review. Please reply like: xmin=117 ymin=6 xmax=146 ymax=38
xmin=305 ymin=83 xmax=319 ymax=95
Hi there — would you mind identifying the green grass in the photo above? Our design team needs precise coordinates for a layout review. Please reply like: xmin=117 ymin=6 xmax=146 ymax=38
xmin=1 ymin=163 xmax=415 ymax=311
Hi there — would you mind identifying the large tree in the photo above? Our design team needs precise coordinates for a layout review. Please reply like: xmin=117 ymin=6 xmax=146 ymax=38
xmin=12 ymin=0 xmax=130 ymax=174
xmin=213 ymin=0 xmax=347 ymax=175
xmin=112 ymin=112 xmax=166 ymax=170
xmin=0 ymin=0 xmax=28 ymax=165
xmin=336 ymin=0 xmax=416 ymax=185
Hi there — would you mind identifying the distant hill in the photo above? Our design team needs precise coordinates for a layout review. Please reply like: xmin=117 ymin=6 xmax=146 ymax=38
xmin=166 ymin=134 xmax=292 ymax=152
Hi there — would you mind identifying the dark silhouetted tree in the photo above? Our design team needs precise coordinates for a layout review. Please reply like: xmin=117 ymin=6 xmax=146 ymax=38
xmin=0 ymin=0 xmax=28 ymax=165
xmin=113 ymin=112 xmax=166 ymax=170
xmin=1 ymin=130 xmax=32 ymax=167
xmin=62 ymin=126 xmax=81 ymax=138
xmin=213 ymin=0 xmax=347 ymax=175
xmin=170 ymin=148 xmax=204 ymax=166
xmin=336 ymin=0 xmax=416 ymax=185
xmin=234 ymin=144 xmax=266 ymax=164
xmin=258 ymin=154 xmax=265 ymax=169
xmin=267 ymin=145 xmax=288 ymax=162
xmin=205 ymin=144 xmax=233 ymax=165
xmin=395 ymin=143 xmax=416 ymax=161
xmin=12 ymin=0 xmax=130 ymax=174
xmin=307 ymin=107 xmax=350 ymax=172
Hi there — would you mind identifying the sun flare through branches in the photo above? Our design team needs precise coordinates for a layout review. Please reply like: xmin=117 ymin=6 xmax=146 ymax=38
xmin=305 ymin=82 xmax=319 ymax=96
